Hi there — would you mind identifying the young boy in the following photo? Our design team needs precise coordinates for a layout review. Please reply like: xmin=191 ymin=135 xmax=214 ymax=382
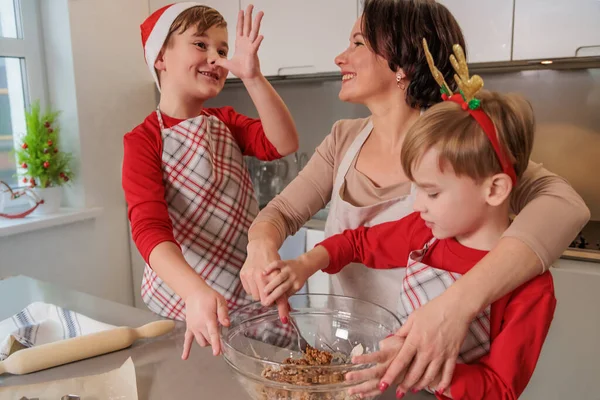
xmin=122 ymin=3 xmax=298 ymax=360
xmin=259 ymin=43 xmax=556 ymax=399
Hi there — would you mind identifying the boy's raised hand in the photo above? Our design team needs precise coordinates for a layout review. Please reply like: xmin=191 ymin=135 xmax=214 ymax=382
xmin=216 ymin=4 xmax=264 ymax=80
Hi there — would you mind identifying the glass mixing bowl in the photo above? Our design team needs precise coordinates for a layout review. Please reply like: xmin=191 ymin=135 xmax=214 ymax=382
xmin=221 ymin=294 xmax=401 ymax=400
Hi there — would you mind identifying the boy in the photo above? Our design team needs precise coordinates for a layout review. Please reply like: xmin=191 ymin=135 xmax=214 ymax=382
xmin=259 ymin=42 xmax=556 ymax=399
xmin=122 ymin=3 xmax=298 ymax=360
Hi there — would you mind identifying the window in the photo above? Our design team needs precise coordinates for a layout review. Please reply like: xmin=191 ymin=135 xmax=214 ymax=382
xmin=0 ymin=0 xmax=47 ymax=186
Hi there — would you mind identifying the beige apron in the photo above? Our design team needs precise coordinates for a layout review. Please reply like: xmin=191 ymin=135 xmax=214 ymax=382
xmin=324 ymin=119 xmax=417 ymax=314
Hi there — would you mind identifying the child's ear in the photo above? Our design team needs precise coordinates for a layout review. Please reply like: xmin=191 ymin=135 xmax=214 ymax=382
xmin=485 ymin=173 xmax=513 ymax=206
xmin=154 ymin=49 xmax=167 ymax=72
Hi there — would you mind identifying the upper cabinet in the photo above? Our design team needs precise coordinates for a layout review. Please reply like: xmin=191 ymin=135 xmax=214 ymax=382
xmin=437 ymin=1 xmax=514 ymax=63
xmin=241 ymin=0 xmax=358 ymax=76
xmin=513 ymin=0 xmax=600 ymax=60
xmin=149 ymin=0 xmax=240 ymax=79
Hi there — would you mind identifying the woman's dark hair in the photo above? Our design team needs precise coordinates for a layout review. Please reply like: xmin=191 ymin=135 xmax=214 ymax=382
xmin=362 ymin=0 xmax=466 ymax=108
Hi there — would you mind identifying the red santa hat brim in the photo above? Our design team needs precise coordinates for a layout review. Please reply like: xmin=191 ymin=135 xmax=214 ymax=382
xmin=141 ymin=2 xmax=200 ymax=91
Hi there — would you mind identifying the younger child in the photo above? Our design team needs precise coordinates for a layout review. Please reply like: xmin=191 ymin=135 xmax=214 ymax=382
xmin=122 ymin=3 xmax=299 ymax=359
xmin=259 ymin=42 xmax=556 ymax=399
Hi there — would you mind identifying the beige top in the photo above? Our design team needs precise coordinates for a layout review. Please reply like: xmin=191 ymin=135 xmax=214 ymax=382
xmin=254 ymin=118 xmax=591 ymax=271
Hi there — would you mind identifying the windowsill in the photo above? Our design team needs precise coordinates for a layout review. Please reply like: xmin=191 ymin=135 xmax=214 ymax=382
xmin=0 ymin=207 xmax=103 ymax=238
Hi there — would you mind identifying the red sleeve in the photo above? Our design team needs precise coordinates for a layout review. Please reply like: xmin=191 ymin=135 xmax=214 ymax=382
xmin=318 ymin=212 xmax=431 ymax=274
xmin=122 ymin=123 xmax=179 ymax=264
xmin=204 ymin=106 xmax=281 ymax=161
xmin=441 ymin=273 xmax=556 ymax=400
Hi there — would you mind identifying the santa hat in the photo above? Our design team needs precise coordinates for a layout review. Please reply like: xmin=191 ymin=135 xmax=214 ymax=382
xmin=141 ymin=2 xmax=200 ymax=91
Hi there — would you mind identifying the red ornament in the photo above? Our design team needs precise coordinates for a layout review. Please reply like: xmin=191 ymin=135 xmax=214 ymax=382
xmin=441 ymin=93 xmax=449 ymax=101
xmin=29 ymin=178 xmax=36 ymax=187
xmin=48 ymin=128 xmax=53 ymax=134
xmin=43 ymin=161 xmax=50 ymax=169
xmin=64 ymin=176 xmax=70 ymax=182
xmin=21 ymin=143 xmax=28 ymax=149
xmin=43 ymin=148 xmax=49 ymax=154
xmin=54 ymin=148 xmax=58 ymax=153
xmin=59 ymin=172 xmax=65 ymax=178
xmin=21 ymin=163 xmax=27 ymax=168
xmin=47 ymin=140 xmax=53 ymax=146
xmin=22 ymin=178 xmax=27 ymax=183
xmin=44 ymin=121 xmax=50 ymax=128
xmin=461 ymin=102 xmax=469 ymax=111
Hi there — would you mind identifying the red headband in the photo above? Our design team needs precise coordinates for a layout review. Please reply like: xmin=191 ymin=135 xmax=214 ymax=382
xmin=423 ymin=38 xmax=517 ymax=186
xmin=444 ymin=93 xmax=517 ymax=186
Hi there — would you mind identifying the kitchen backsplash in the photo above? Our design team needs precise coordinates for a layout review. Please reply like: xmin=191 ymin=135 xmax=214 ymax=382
xmin=206 ymin=67 xmax=600 ymax=250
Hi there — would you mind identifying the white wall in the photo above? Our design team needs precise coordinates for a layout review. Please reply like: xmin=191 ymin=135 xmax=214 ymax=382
xmin=0 ymin=0 xmax=155 ymax=305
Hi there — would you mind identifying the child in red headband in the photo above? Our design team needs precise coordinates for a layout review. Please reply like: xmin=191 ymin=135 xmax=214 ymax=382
xmin=259 ymin=42 xmax=556 ymax=400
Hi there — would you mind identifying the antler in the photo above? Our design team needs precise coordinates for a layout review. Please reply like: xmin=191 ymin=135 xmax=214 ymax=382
xmin=449 ymin=44 xmax=483 ymax=104
xmin=422 ymin=38 xmax=453 ymax=97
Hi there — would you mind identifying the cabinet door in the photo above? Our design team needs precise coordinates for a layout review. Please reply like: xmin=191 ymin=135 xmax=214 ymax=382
xmin=521 ymin=261 xmax=600 ymax=400
xmin=513 ymin=0 xmax=600 ymax=60
xmin=438 ymin=0 xmax=514 ymax=63
xmin=241 ymin=0 xmax=358 ymax=76
xmin=359 ymin=0 xmax=513 ymax=63
xmin=148 ymin=0 xmax=240 ymax=79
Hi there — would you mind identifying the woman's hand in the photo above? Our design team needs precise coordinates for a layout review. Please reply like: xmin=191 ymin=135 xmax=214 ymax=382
xmin=380 ymin=292 xmax=474 ymax=394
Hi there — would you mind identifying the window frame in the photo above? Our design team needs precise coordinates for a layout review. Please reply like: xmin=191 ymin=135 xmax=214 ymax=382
xmin=0 ymin=0 xmax=49 ymax=188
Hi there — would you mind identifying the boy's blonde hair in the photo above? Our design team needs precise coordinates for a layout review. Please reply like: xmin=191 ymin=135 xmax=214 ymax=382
xmin=401 ymin=90 xmax=535 ymax=184
xmin=163 ymin=5 xmax=227 ymax=48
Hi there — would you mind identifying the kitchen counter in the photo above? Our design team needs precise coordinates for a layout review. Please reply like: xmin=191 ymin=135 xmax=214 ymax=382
xmin=0 ymin=276 xmax=432 ymax=399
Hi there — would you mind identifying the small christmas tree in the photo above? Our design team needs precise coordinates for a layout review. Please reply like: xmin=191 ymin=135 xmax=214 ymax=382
xmin=14 ymin=101 xmax=73 ymax=188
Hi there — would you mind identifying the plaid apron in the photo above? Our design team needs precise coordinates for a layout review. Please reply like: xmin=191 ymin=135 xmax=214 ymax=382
xmin=399 ymin=238 xmax=491 ymax=363
xmin=141 ymin=109 xmax=257 ymax=321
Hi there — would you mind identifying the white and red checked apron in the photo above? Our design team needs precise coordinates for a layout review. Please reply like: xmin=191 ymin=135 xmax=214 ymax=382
xmin=324 ymin=119 xmax=417 ymax=313
xmin=141 ymin=109 xmax=257 ymax=321
xmin=400 ymin=238 xmax=491 ymax=363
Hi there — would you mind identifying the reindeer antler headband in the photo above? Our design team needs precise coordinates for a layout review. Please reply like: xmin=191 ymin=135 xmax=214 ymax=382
xmin=423 ymin=39 xmax=517 ymax=185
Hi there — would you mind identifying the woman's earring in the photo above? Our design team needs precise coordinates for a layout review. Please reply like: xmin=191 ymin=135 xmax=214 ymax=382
xmin=396 ymin=73 xmax=406 ymax=90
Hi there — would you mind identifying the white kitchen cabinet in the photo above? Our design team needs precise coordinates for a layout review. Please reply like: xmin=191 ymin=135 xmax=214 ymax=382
xmin=513 ymin=0 xmax=600 ymax=60
xmin=437 ymin=1 xmax=514 ymax=63
xmin=520 ymin=260 xmax=600 ymax=400
xmin=240 ymin=0 xmax=358 ymax=76
xmin=358 ymin=0 xmax=513 ymax=63
xmin=148 ymin=0 xmax=240 ymax=79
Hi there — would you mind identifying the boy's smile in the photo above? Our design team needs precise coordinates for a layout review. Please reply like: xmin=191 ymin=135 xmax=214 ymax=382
xmin=157 ymin=25 xmax=229 ymax=100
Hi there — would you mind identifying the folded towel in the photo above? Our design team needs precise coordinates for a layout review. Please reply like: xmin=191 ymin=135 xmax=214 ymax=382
xmin=0 ymin=302 xmax=115 ymax=361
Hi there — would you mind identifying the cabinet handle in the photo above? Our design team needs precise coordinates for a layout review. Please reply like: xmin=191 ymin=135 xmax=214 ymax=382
xmin=277 ymin=65 xmax=316 ymax=75
xmin=575 ymin=45 xmax=600 ymax=57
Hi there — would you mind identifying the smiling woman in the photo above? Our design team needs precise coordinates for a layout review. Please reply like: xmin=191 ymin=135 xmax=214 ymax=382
xmin=243 ymin=0 xmax=589 ymax=395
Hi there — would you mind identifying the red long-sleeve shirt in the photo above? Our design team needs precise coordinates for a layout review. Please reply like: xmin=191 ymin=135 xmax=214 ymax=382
xmin=319 ymin=212 xmax=556 ymax=400
xmin=122 ymin=107 xmax=280 ymax=264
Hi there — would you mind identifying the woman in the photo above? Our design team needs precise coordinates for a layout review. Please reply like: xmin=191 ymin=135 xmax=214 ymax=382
xmin=242 ymin=0 xmax=589 ymax=394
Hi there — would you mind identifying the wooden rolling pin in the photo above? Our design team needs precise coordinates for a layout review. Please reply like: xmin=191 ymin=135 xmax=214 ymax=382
xmin=0 ymin=320 xmax=175 ymax=375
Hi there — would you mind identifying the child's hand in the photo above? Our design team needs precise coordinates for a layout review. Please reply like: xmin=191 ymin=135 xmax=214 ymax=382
xmin=261 ymin=259 xmax=311 ymax=306
xmin=216 ymin=4 xmax=263 ymax=80
xmin=345 ymin=335 xmax=406 ymax=398
xmin=181 ymin=284 xmax=230 ymax=359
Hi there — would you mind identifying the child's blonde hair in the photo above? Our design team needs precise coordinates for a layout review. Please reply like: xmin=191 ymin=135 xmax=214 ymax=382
xmin=401 ymin=90 xmax=535 ymax=184
xmin=163 ymin=6 xmax=226 ymax=48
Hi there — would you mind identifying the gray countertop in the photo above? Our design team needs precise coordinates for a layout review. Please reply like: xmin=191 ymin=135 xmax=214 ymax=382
xmin=0 ymin=276 xmax=432 ymax=400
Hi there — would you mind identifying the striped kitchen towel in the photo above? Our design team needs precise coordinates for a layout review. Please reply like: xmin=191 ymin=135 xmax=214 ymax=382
xmin=0 ymin=302 xmax=115 ymax=361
